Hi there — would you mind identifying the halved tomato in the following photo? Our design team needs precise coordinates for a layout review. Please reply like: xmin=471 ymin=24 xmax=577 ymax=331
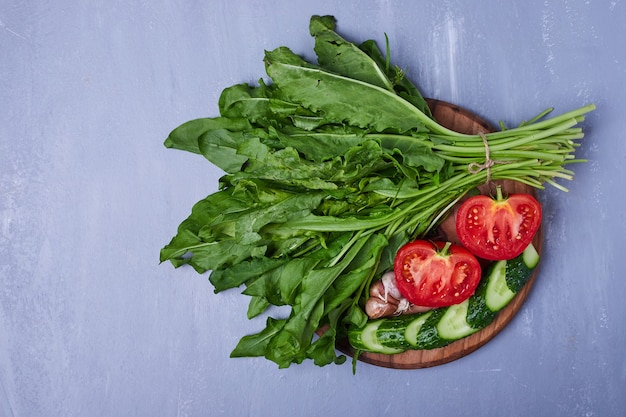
xmin=393 ymin=240 xmax=482 ymax=308
xmin=456 ymin=187 xmax=542 ymax=261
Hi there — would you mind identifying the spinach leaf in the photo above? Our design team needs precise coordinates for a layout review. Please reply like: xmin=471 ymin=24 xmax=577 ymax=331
xmin=230 ymin=317 xmax=286 ymax=358
xmin=209 ymin=257 xmax=286 ymax=293
xmin=264 ymin=47 xmax=428 ymax=133
xmin=198 ymin=129 xmax=250 ymax=173
xmin=310 ymin=15 xmax=394 ymax=92
xmin=374 ymin=133 xmax=446 ymax=173
xmin=269 ymin=125 xmax=369 ymax=163
xmin=359 ymin=39 xmax=433 ymax=118
xmin=164 ymin=117 xmax=251 ymax=154
xmin=218 ymin=81 xmax=274 ymax=121
xmin=262 ymin=232 xmax=371 ymax=367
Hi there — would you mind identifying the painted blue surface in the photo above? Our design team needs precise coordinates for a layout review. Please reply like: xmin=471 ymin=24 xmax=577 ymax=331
xmin=1 ymin=1 xmax=625 ymax=416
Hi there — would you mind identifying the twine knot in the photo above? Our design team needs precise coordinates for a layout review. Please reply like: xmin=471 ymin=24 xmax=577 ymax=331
xmin=468 ymin=132 xmax=508 ymax=182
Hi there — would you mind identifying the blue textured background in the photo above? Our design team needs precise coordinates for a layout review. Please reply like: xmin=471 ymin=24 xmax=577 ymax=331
xmin=2 ymin=1 xmax=624 ymax=416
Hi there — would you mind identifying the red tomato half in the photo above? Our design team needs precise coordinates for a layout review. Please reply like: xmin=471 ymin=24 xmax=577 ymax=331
xmin=393 ymin=240 xmax=482 ymax=308
xmin=456 ymin=189 xmax=542 ymax=261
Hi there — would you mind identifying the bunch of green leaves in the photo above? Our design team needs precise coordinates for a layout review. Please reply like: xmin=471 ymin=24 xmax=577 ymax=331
xmin=160 ymin=15 xmax=594 ymax=368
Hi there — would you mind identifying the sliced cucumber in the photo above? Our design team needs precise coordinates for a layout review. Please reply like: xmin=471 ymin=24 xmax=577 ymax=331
xmin=506 ymin=243 xmax=540 ymax=292
xmin=376 ymin=317 xmax=412 ymax=349
xmin=348 ymin=319 xmax=404 ymax=354
xmin=437 ymin=299 xmax=478 ymax=340
xmin=485 ymin=260 xmax=516 ymax=312
xmin=523 ymin=243 xmax=540 ymax=268
xmin=372 ymin=311 xmax=436 ymax=349
xmin=466 ymin=262 xmax=498 ymax=328
xmin=405 ymin=308 xmax=450 ymax=350
xmin=405 ymin=311 xmax=433 ymax=346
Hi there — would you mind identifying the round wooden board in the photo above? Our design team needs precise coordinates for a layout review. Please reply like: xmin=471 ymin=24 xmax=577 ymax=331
xmin=335 ymin=99 xmax=543 ymax=369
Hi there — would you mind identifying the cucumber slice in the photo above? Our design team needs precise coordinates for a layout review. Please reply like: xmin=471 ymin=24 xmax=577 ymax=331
xmin=404 ymin=311 xmax=433 ymax=347
xmin=348 ymin=320 xmax=404 ymax=354
xmin=436 ymin=299 xmax=478 ymax=340
xmin=377 ymin=317 xmax=412 ymax=349
xmin=506 ymin=243 xmax=540 ymax=292
xmin=522 ymin=243 xmax=540 ymax=269
xmin=466 ymin=279 xmax=497 ymax=329
xmin=408 ymin=308 xmax=450 ymax=350
xmin=485 ymin=260 xmax=516 ymax=311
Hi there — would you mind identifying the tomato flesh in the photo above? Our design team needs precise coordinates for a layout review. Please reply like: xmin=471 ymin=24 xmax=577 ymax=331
xmin=393 ymin=240 xmax=482 ymax=308
xmin=456 ymin=191 xmax=541 ymax=261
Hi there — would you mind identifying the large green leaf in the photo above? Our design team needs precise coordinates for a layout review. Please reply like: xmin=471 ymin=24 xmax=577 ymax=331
xmin=310 ymin=15 xmax=394 ymax=91
xmin=264 ymin=47 xmax=430 ymax=133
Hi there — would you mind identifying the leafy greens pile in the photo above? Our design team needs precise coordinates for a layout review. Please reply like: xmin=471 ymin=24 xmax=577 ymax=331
xmin=160 ymin=15 xmax=595 ymax=368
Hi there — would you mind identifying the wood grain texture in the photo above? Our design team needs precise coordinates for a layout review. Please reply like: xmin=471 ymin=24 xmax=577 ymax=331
xmin=335 ymin=99 xmax=543 ymax=369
